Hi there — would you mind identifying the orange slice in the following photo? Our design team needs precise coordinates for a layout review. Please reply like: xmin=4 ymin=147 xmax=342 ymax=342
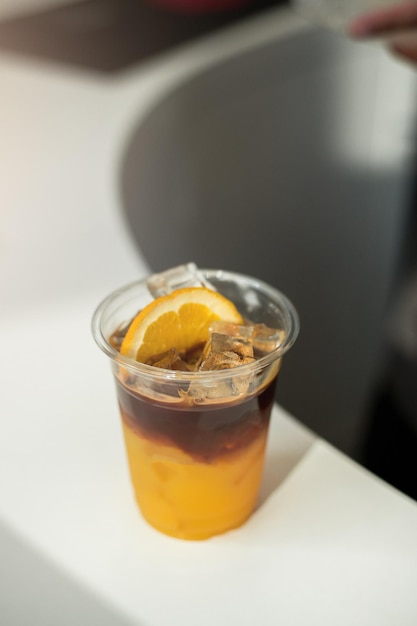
xmin=120 ymin=287 xmax=243 ymax=363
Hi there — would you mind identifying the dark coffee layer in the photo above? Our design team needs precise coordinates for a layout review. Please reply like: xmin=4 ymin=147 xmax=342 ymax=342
xmin=116 ymin=378 xmax=277 ymax=463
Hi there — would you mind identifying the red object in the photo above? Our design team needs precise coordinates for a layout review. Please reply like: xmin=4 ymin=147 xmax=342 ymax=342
xmin=148 ymin=0 xmax=249 ymax=14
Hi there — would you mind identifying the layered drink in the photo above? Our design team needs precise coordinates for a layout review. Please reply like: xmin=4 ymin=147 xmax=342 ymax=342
xmin=92 ymin=265 xmax=299 ymax=540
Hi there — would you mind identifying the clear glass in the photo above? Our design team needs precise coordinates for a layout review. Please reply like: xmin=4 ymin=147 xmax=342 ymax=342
xmin=92 ymin=269 xmax=299 ymax=540
xmin=293 ymin=0 xmax=397 ymax=31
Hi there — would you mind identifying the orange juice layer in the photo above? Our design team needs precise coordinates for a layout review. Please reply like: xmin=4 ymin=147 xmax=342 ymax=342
xmin=121 ymin=419 xmax=268 ymax=540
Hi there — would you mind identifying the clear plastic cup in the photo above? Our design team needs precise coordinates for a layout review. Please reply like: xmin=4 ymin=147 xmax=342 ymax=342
xmin=92 ymin=269 xmax=299 ymax=540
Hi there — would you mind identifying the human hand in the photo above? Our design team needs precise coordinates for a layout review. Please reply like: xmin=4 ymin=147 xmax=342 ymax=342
xmin=348 ymin=1 xmax=417 ymax=64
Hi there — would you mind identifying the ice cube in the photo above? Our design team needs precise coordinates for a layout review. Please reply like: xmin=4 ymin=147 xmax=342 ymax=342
xmin=181 ymin=380 xmax=233 ymax=403
xmin=147 ymin=348 xmax=191 ymax=371
xmin=252 ymin=323 xmax=284 ymax=356
xmin=185 ymin=352 xmax=255 ymax=400
xmin=147 ymin=263 xmax=215 ymax=298
xmin=209 ymin=320 xmax=254 ymax=344
xmin=109 ymin=321 xmax=130 ymax=352
xmin=199 ymin=349 xmax=255 ymax=371
xmin=184 ymin=322 xmax=256 ymax=400
xmin=197 ymin=321 xmax=255 ymax=369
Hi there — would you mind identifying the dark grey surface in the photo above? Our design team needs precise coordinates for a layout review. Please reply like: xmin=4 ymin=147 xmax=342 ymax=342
xmin=0 ymin=0 xmax=285 ymax=73
xmin=119 ymin=28 xmax=413 ymax=455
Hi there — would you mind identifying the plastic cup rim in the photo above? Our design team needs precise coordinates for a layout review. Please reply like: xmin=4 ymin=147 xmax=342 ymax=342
xmin=91 ymin=269 xmax=300 ymax=382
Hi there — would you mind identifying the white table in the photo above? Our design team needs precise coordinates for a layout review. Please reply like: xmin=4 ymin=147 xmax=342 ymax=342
xmin=1 ymin=6 xmax=417 ymax=625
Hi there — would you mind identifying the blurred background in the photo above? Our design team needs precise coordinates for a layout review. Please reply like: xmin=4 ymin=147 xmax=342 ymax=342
xmin=1 ymin=0 xmax=416 ymax=500
xmin=0 ymin=0 xmax=285 ymax=71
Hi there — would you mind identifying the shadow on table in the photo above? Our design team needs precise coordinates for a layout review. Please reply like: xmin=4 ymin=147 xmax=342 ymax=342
xmin=0 ymin=519 xmax=142 ymax=626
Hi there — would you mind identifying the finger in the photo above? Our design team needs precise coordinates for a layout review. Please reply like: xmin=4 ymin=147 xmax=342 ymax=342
xmin=348 ymin=1 xmax=417 ymax=38
xmin=389 ymin=38 xmax=417 ymax=62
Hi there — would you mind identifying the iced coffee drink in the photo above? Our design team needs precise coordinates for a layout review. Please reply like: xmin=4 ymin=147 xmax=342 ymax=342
xmin=92 ymin=265 xmax=299 ymax=540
